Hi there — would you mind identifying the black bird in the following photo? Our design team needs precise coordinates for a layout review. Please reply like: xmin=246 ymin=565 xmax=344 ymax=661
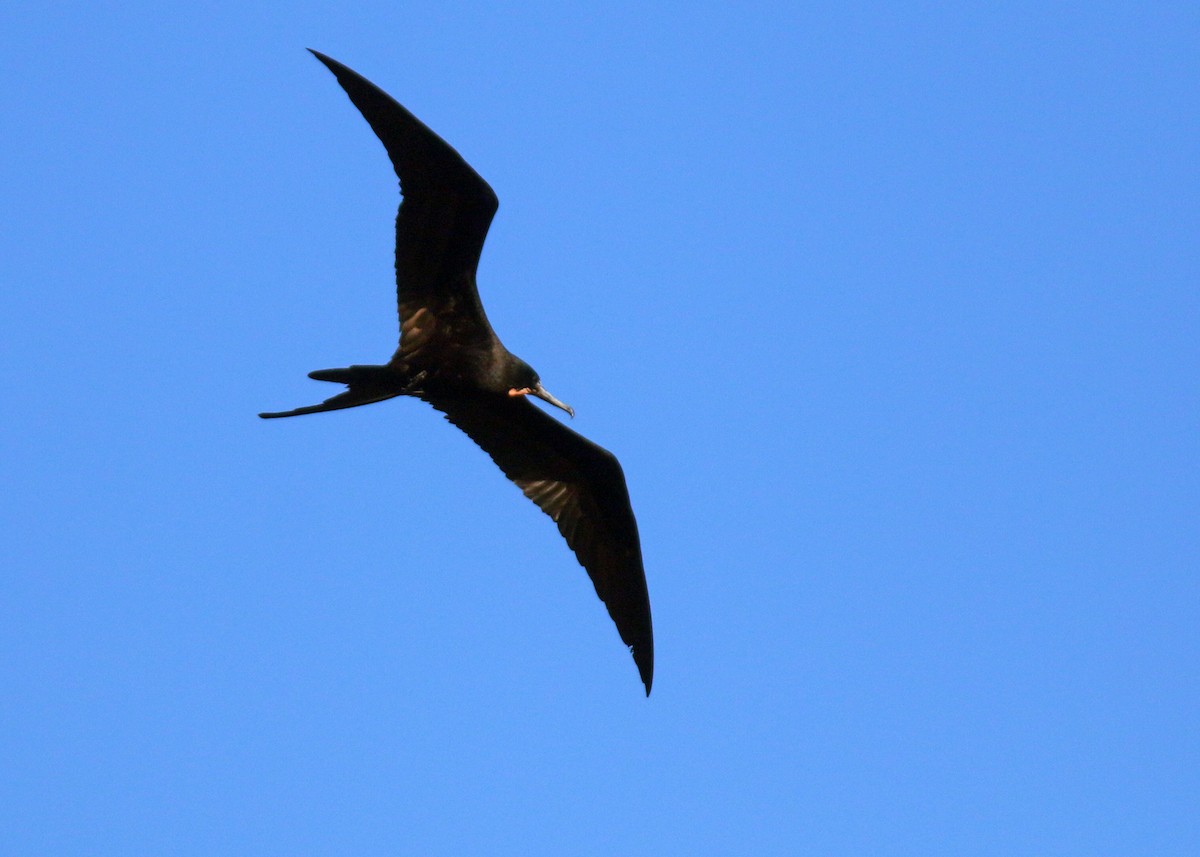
xmin=260 ymin=51 xmax=653 ymax=695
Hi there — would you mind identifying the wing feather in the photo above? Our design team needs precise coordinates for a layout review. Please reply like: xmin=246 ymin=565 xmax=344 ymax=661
xmin=308 ymin=51 xmax=500 ymax=360
xmin=428 ymin=394 xmax=654 ymax=694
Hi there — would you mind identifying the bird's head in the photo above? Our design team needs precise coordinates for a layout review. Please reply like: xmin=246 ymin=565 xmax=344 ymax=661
xmin=506 ymin=360 xmax=575 ymax=418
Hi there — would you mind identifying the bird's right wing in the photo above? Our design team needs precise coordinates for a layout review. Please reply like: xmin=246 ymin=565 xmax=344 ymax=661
xmin=427 ymin=393 xmax=654 ymax=694
xmin=308 ymin=51 xmax=500 ymax=361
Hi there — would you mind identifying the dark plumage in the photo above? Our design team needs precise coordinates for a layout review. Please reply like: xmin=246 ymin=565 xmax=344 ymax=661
xmin=260 ymin=51 xmax=653 ymax=694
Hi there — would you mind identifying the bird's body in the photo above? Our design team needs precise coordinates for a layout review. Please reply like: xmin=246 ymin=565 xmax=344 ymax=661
xmin=261 ymin=51 xmax=653 ymax=694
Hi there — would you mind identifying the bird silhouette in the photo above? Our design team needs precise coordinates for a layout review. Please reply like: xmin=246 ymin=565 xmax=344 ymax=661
xmin=260 ymin=50 xmax=653 ymax=695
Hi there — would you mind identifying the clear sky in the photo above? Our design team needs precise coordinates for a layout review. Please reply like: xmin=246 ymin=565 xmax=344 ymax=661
xmin=2 ymin=2 xmax=1196 ymax=854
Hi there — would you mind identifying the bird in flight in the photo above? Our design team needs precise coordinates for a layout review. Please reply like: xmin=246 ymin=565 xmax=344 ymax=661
xmin=261 ymin=50 xmax=653 ymax=695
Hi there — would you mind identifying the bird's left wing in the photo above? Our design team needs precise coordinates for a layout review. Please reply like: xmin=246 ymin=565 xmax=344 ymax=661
xmin=307 ymin=50 xmax=500 ymax=360
xmin=426 ymin=394 xmax=654 ymax=694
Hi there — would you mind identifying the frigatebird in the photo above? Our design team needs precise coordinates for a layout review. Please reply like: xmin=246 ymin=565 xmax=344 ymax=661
xmin=260 ymin=51 xmax=653 ymax=695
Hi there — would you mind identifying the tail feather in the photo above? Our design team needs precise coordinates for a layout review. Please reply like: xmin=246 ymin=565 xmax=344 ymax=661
xmin=307 ymin=368 xmax=360 ymax=384
xmin=259 ymin=364 xmax=404 ymax=419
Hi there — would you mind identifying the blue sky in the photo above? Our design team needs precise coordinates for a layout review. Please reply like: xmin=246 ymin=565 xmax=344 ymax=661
xmin=2 ymin=2 xmax=1196 ymax=854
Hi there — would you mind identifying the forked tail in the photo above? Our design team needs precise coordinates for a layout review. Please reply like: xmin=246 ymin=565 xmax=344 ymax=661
xmin=259 ymin=364 xmax=406 ymax=419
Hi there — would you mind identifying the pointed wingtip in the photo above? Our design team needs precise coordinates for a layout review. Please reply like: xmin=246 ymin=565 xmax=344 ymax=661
xmin=306 ymin=48 xmax=338 ymax=73
xmin=635 ymin=648 xmax=653 ymax=697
